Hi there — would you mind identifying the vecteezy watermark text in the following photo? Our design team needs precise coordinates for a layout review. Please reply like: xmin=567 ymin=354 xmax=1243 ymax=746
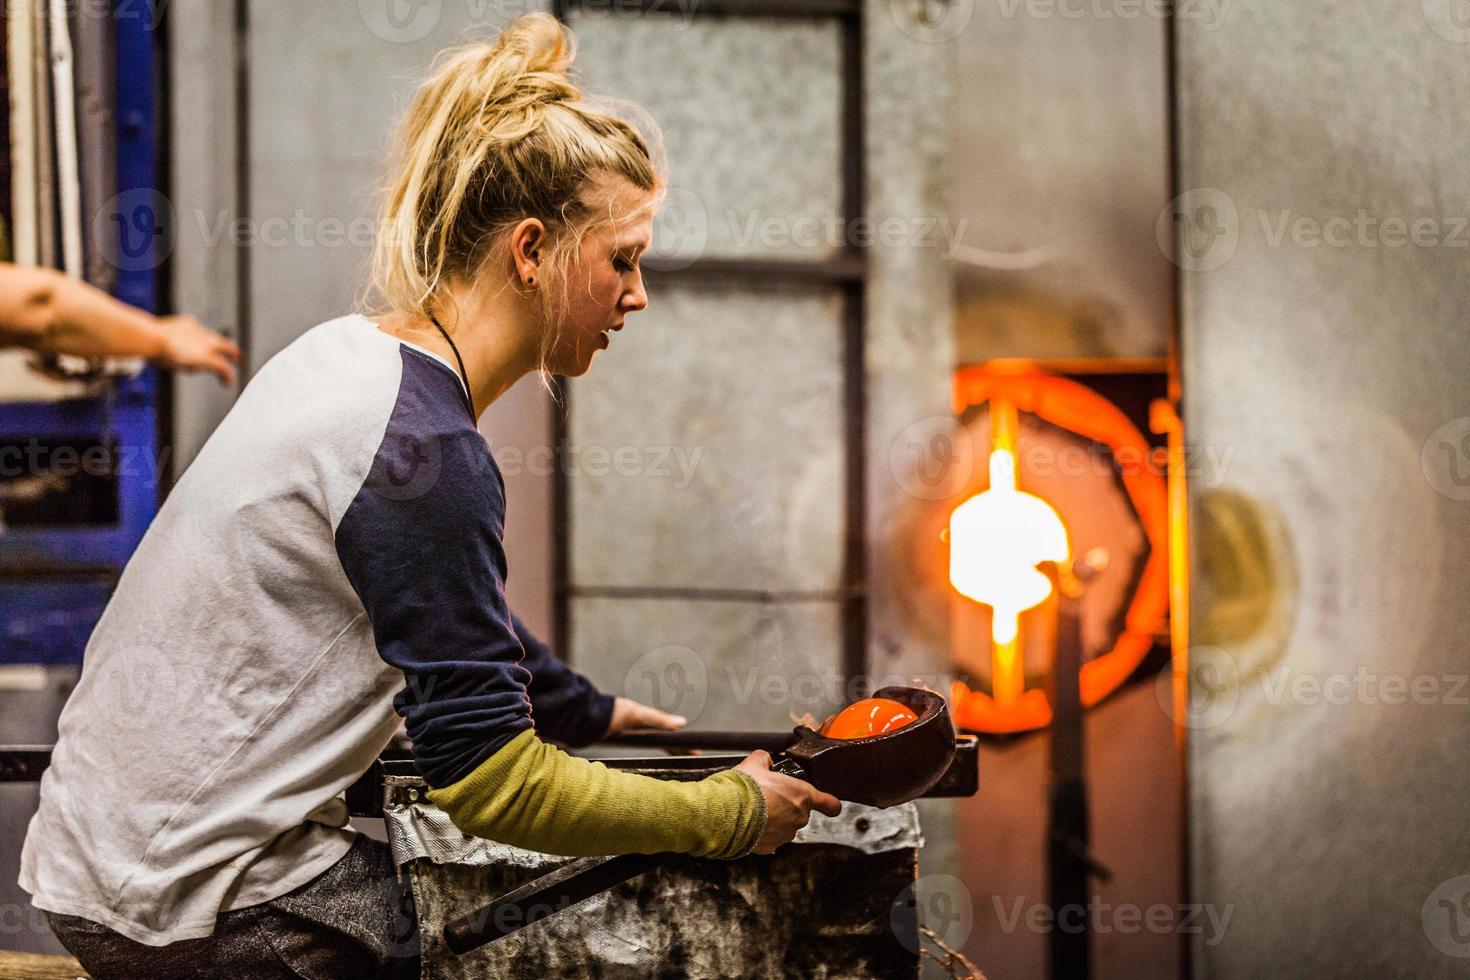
xmin=1156 ymin=647 xmax=1470 ymax=731
xmin=490 ymin=442 xmax=703 ymax=489
xmin=726 ymin=209 xmax=970 ymax=255
xmin=1257 ymin=209 xmax=1470 ymax=250
xmin=995 ymin=0 xmax=1230 ymax=31
xmin=1258 ymin=666 xmax=1469 ymax=708
xmin=992 ymin=895 xmax=1233 ymax=946
xmin=0 ymin=440 xmax=172 ymax=487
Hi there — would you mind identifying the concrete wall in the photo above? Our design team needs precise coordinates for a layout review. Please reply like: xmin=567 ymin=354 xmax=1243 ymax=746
xmin=1178 ymin=2 xmax=1470 ymax=975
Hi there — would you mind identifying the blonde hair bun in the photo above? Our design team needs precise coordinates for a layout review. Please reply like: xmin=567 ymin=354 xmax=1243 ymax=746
xmin=496 ymin=11 xmax=575 ymax=77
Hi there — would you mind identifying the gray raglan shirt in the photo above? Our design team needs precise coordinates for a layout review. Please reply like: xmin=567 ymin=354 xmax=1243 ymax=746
xmin=19 ymin=313 xmax=612 ymax=945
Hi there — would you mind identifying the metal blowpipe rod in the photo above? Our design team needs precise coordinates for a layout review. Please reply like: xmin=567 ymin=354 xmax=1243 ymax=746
xmin=1040 ymin=551 xmax=1112 ymax=980
xmin=602 ymin=730 xmax=799 ymax=753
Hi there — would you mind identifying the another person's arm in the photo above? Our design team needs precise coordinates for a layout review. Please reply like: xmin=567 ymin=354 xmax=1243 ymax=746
xmin=0 ymin=263 xmax=240 ymax=383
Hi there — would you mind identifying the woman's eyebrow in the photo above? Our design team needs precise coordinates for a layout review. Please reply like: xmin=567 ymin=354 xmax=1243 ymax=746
xmin=615 ymin=235 xmax=651 ymax=256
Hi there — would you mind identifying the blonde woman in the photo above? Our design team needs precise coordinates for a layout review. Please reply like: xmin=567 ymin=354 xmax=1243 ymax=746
xmin=20 ymin=14 xmax=837 ymax=978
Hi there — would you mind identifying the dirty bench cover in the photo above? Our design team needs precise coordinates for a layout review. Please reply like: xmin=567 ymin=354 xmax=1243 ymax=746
xmin=383 ymin=776 xmax=925 ymax=979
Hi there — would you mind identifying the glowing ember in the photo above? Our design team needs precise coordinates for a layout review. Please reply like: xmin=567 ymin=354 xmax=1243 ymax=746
xmin=819 ymin=698 xmax=920 ymax=740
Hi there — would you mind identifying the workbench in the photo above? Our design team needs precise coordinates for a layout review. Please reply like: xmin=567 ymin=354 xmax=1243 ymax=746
xmin=3 ymin=742 xmax=977 ymax=978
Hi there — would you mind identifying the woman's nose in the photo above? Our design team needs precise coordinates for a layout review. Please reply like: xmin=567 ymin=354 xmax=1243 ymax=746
xmin=622 ymin=276 xmax=648 ymax=312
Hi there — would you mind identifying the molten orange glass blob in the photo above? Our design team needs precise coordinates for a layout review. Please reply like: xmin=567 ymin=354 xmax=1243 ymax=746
xmin=819 ymin=698 xmax=920 ymax=740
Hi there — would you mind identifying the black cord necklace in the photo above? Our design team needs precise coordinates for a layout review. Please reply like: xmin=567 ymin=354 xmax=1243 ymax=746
xmin=427 ymin=312 xmax=476 ymax=420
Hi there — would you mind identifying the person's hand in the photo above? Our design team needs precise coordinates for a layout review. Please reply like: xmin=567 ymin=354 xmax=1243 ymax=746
xmin=604 ymin=696 xmax=687 ymax=737
xmin=157 ymin=315 xmax=242 ymax=385
xmin=735 ymin=750 xmax=842 ymax=855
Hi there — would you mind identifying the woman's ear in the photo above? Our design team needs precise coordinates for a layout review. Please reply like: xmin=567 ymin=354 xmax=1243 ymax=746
xmin=510 ymin=218 xmax=545 ymax=287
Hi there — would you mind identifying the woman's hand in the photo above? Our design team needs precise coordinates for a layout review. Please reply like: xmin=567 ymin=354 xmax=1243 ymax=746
xmin=735 ymin=750 xmax=842 ymax=855
xmin=158 ymin=315 xmax=242 ymax=385
xmin=603 ymin=696 xmax=687 ymax=737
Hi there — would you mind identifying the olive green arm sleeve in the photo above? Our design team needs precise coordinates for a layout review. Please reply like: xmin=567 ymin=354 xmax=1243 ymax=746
xmin=425 ymin=729 xmax=767 ymax=859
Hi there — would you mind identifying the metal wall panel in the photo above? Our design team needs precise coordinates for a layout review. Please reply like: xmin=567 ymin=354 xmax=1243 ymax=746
xmin=1178 ymin=2 xmax=1470 ymax=975
xmin=569 ymin=281 xmax=845 ymax=593
xmin=570 ymin=597 xmax=844 ymax=732
xmin=925 ymin=5 xmax=1181 ymax=973
xmin=570 ymin=14 xmax=844 ymax=262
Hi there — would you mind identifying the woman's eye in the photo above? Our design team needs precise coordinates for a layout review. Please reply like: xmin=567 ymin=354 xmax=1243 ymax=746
xmin=614 ymin=258 xmax=634 ymax=273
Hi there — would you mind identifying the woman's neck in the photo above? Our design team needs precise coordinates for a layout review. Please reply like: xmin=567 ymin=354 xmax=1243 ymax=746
xmin=374 ymin=280 xmax=538 ymax=418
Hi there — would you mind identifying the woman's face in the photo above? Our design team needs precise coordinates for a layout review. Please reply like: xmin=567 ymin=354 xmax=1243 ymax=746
xmin=545 ymin=182 xmax=655 ymax=377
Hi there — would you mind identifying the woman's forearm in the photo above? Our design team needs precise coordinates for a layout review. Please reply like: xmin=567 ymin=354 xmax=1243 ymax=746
xmin=428 ymin=729 xmax=767 ymax=859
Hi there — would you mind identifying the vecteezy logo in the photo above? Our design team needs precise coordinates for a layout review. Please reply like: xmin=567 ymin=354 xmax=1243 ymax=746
xmin=91 ymin=645 xmax=189 ymax=734
xmin=1423 ymin=875 xmax=1470 ymax=957
xmin=890 ymin=416 xmax=975 ymax=501
xmin=1422 ymin=417 xmax=1470 ymax=501
xmin=365 ymin=429 xmax=445 ymax=502
xmin=358 ymin=0 xmax=442 ymax=43
xmin=1422 ymin=0 xmax=1470 ymax=43
xmin=646 ymin=186 xmax=709 ymax=272
xmin=1156 ymin=188 xmax=1239 ymax=272
xmin=890 ymin=0 xmax=975 ymax=43
xmin=891 ymin=874 xmax=973 ymax=954
xmin=96 ymin=188 xmax=175 ymax=273
xmin=624 ymin=644 xmax=708 ymax=724
xmin=1154 ymin=646 xmax=1240 ymax=730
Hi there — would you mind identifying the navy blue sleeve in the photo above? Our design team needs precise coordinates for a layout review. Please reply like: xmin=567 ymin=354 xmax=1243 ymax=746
xmin=334 ymin=348 xmax=608 ymax=788
xmin=514 ymin=614 xmax=614 ymax=747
